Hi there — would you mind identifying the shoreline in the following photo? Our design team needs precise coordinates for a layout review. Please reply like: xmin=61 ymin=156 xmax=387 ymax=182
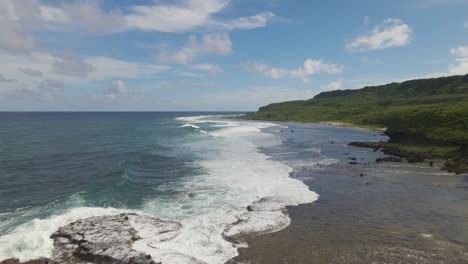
xmin=231 ymin=122 xmax=468 ymax=264
xmin=317 ymin=121 xmax=387 ymax=132
xmin=235 ymin=115 xmax=468 ymax=174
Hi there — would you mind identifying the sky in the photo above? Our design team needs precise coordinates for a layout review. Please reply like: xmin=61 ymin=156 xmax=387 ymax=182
xmin=0 ymin=0 xmax=467 ymax=111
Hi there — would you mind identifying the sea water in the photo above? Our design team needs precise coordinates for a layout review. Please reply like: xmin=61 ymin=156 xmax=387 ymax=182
xmin=0 ymin=112 xmax=318 ymax=263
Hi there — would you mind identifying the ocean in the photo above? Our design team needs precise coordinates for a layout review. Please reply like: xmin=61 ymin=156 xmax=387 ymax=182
xmin=0 ymin=112 xmax=318 ymax=263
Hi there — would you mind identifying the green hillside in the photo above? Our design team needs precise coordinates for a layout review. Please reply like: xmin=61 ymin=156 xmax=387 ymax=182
xmin=239 ymin=74 xmax=468 ymax=174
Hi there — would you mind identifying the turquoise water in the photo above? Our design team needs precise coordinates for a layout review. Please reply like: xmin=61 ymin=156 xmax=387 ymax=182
xmin=0 ymin=112 xmax=318 ymax=263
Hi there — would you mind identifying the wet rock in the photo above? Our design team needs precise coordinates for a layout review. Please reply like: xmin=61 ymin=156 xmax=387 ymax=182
xmin=348 ymin=157 xmax=357 ymax=161
xmin=376 ymin=156 xmax=403 ymax=163
xmin=349 ymin=162 xmax=359 ymax=165
xmin=49 ymin=213 xmax=180 ymax=264
xmin=0 ymin=259 xmax=49 ymax=264
xmin=290 ymin=130 xmax=294 ymax=132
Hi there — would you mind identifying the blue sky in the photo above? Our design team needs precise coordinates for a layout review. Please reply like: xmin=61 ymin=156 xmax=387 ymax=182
xmin=0 ymin=0 xmax=467 ymax=111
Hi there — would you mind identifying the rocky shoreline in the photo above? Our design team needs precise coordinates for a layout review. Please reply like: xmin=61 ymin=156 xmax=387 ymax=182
xmin=348 ymin=141 xmax=467 ymax=174
xmin=1 ymin=213 xmax=181 ymax=264
xmin=0 ymin=195 xmax=301 ymax=264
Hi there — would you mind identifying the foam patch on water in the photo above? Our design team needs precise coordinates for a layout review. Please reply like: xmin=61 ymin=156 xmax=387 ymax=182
xmin=134 ymin=115 xmax=318 ymax=263
xmin=0 ymin=207 xmax=134 ymax=261
xmin=181 ymin=123 xmax=200 ymax=129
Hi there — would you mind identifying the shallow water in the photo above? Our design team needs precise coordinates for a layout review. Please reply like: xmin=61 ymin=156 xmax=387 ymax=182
xmin=234 ymin=122 xmax=468 ymax=264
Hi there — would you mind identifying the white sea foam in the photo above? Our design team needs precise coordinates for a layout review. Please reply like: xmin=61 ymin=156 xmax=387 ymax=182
xmin=0 ymin=207 xmax=133 ymax=261
xmin=0 ymin=115 xmax=319 ymax=264
xmin=135 ymin=115 xmax=318 ymax=263
xmin=181 ymin=123 xmax=200 ymax=129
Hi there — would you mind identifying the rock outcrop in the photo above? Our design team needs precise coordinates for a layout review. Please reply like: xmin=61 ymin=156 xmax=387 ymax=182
xmin=48 ymin=213 xmax=180 ymax=264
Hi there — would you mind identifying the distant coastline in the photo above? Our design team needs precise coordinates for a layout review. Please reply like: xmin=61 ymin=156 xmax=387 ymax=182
xmin=235 ymin=74 xmax=468 ymax=174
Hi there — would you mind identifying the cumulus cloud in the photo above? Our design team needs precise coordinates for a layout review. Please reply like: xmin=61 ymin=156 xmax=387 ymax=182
xmin=0 ymin=21 xmax=37 ymax=54
xmin=7 ymin=79 xmax=64 ymax=101
xmin=211 ymin=12 xmax=278 ymax=30
xmin=158 ymin=33 xmax=232 ymax=64
xmin=19 ymin=67 xmax=43 ymax=77
xmin=103 ymin=80 xmax=131 ymax=100
xmin=450 ymin=45 xmax=468 ymax=57
xmin=0 ymin=0 xmax=278 ymax=41
xmin=346 ymin=18 xmax=413 ymax=52
xmin=193 ymin=64 xmax=223 ymax=75
xmin=126 ymin=0 xmax=228 ymax=32
xmin=125 ymin=0 xmax=277 ymax=33
xmin=62 ymin=1 xmax=125 ymax=34
xmin=85 ymin=57 xmax=170 ymax=80
xmin=320 ymin=79 xmax=343 ymax=91
xmin=448 ymin=58 xmax=468 ymax=75
xmin=38 ymin=79 xmax=65 ymax=92
xmin=52 ymin=55 xmax=96 ymax=78
xmin=245 ymin=59 xmax=343 ymax=83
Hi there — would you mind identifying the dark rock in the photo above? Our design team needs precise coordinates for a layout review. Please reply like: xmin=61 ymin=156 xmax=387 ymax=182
xmin=348 ymin=157 xmax=357 ymax=161
xmin=376 ymin=157 xmax=403 ymax=163
xmin=0 ymin=258 xmax=49 ymax=264
xmin=290 ymin=130 xmax=294 ymax=132
xmin=429 ymin=161 xmax=434 ymax=166
xmin=49 ymin=213 xmax=181 ymax=264
xmin=330 ymin=141 xmax=335 ymax=144
xmin=360 ymin=174 xmax=364 ymax=177
xmin=349 ymin=162 xmax=359 ymax=165
xmin=407 ymin=156 xmax=425 ymax=163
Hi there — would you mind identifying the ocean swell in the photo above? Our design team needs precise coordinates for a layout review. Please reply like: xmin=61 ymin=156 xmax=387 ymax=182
xmin=0 ymin=115 xmax=319 ymax=264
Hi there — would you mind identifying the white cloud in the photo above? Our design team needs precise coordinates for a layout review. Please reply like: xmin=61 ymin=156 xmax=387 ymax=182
xmin=198 ymin=87 xmax=318 ymax=110
xmin=0 ymin=52 xmax=171 ymax=100
xmin=465 ymin=20 xmax=468 ymax=28
xmin=83 ymin=57 xmax=170 ymax=81
xmin=450 ymin=45 xmax=468 ymax=57
xmin=126 ymin=0 xmax=227 ymax=32
xmin=52 ymin=55 xmax=96 ymax=78
xmin=245 ymin=59 xmax=343 ymax=83
xmin=211 ymin=12 xmax=278 ymax=30
xmin=193 ymin=64 xmax=223 ymax=75
xmin=448 ymin=58 xmax=468 ymax=75
xmin=158 ymin=33 xmax=232 ymax=64
xmin=346 ymin=18 xmax=412 ymax=52
xmin=103 ymin=80 xmax=131 ymax=100
xmin=0 ymin=21 xmax=37 ymax=54
xmin=62 ymin=1 xmax=125 ymax=34
xmin=320 ymin=79 xmax=343 ymax=91
xmin=19 ymin=67 xmax=43 ymax=77
xmin=125 ymin=0 xmax=277 ymax=33
xmin=0 ymin=74 xmax=15 ymax=82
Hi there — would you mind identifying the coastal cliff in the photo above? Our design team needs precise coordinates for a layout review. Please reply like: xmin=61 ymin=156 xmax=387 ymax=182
xmin=238 ymin=74 xmax=468 ymax=173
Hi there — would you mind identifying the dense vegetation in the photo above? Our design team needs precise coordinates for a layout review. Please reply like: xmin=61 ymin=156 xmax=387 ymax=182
xmin=239 ymin=74 xmax=468 ymax=174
